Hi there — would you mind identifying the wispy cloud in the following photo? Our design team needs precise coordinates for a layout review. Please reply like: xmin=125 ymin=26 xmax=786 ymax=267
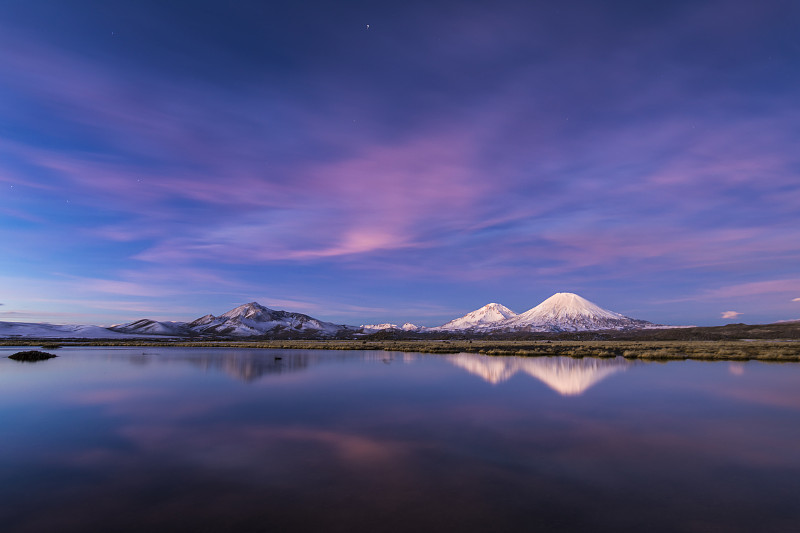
xmin=721 ymin=311 xmax=743 ymax=319
xmin=665 ymin=279 xmax=800 ymax=303
xmin=0 ymin=309 xmax=101 ymax=321
xmin=4 ymin=22 xmax=800 ymax=281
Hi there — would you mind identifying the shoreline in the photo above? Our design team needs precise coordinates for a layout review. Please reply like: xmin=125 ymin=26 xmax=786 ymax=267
xmin=2 ymin=339 xmax=800 ymax=362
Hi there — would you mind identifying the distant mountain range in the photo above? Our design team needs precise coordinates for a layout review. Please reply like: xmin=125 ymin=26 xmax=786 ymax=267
xmin=360 ymin=322 xmax=421 ymax=332
xmin=109 ymin=302 xmax=356 ymax=338
xmin=0 ymin=321 xmax=140 ymax=339
xmin=0 ymin=293 xmax=666 ymax=339
xmin=367 ymin=293 xmax=658 ymax=333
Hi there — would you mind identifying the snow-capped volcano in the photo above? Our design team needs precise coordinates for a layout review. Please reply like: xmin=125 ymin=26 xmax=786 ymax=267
xmin=187 ymin=302 xmax=345 ymax=337
xmin=500 ymin=292 xmax=653 ymax=331
xmin=436 ymin=303 xmax=517 ymax=330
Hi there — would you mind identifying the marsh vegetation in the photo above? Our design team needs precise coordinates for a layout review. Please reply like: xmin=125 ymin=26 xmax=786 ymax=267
xmin=2 ymin=339 xmax=799 ymax=361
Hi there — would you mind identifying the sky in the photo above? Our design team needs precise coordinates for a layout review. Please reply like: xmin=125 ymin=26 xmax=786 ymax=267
xmin=1 ymin=0 xmax=799 ymax=327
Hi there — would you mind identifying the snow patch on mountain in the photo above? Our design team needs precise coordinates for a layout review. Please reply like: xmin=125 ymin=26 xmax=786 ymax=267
xmin=361 ymin=322 xmax=421 ymax=332
xmin=109 ymin=319 xmax=191 ymax=336
xmin=0 ymin=321 xmax=141 ymax=339
xmin=185 ymin=302 xmax=350 ymax=337
xmin=361 ymin=323 xmax=398 ymax=331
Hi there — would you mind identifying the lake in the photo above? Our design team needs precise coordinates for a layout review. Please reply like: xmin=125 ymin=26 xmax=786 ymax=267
xmin=1 ymin=347 xmax=799 ymax=532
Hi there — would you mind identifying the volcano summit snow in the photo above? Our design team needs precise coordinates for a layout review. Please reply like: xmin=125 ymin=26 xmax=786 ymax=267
xmin=500 ymin=293 xmax=654 ymax=331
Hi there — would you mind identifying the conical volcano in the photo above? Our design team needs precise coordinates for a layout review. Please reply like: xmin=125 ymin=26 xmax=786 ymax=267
xmin=436 ymin=303 xmax=517 ymax=330
xmin=501 ymin=292 xmax=653 ymax=331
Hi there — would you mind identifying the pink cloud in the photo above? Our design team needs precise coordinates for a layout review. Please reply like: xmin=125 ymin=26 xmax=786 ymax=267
xmin=0 ymin=37 xmax=504 ymax=266
xmin=129 ymin=130 xmax=497 ymax=263
xmin=721 ymin=311 xmax=742 ymax=319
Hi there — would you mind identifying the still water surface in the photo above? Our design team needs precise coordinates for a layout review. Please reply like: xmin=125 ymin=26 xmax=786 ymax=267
xmin=1 ymin=347 xmax=799 ymax=532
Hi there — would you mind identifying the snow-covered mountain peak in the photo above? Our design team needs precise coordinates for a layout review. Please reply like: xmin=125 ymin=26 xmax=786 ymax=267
xmin=220 ymin=302 xmax=274 ymax=321
xmin=437 ymin=302 xmax=517 ymax=330
xmin=182 ymin=302 xmax=347 ymax=337
xmin=484 ymin=302 xmax=515 ymax=313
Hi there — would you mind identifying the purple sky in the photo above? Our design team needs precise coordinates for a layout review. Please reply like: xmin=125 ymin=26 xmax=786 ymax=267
xmin=1 ymin=0 xmax=799 ymax=327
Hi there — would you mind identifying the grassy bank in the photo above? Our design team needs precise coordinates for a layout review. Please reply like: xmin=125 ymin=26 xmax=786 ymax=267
xmin=2 ymin=339 xmax=800 ymax=362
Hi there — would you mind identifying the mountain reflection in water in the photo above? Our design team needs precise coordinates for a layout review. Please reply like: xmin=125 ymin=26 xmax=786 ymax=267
xmin=446 ymin=353 xmax=631 ymax=395
xmin=130 ymin=350 xmax=418 ymax=382
xmin=129 ymin=350 xmax=629 ymax=395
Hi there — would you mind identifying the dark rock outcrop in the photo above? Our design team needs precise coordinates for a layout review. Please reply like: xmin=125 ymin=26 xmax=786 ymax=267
xmin=9 ymin=350 xmax=58 ymax=362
